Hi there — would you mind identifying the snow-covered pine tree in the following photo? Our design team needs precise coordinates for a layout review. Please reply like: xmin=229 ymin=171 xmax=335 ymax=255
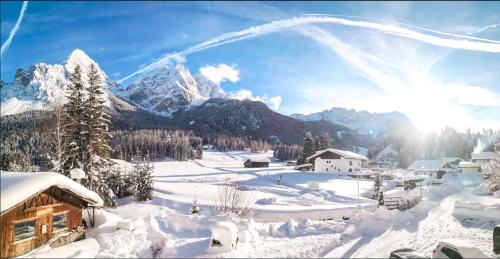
xmin=373 ymin=173 xmax=383 ymax=202
xmin=62 ymin=65 xmax=85 ymax=175
xmin=318 ymin=132 xmax=331 ymax=150
xmin=483 ymin=157 xmax=500 ymax=193
xmin=81 ymin=63 xmax=116 ymax=207
xmin=134 ymin=157 xmax=154 ymax=201
xmin=189 ymin=199 xmax=201 ymax=214
xmin=298 ymin=132 xmax=315 ymax=165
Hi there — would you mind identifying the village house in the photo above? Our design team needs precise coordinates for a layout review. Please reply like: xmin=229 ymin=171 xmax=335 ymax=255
xmin=0 ymin=172 xmax=102 ymax=258
xmin=307 ymin=148 xmax=368 ymax=173
xmin=459 ymin=151 xmax=498 ymax=173
xmin=244 ymin=158 xmax=270 ymax=168
xmin=407 ymin=159 xmax=456 ymax=183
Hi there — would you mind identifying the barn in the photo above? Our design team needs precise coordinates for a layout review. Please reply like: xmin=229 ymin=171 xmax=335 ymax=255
xmin=0 ymin=172 xmax=103 ymax=258
xmin=244 ymin=158 xmax=270 ymax=168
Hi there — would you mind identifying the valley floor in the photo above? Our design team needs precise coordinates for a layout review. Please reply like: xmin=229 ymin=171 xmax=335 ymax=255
xmin=25 ymin=151 xmax=500 ymax=258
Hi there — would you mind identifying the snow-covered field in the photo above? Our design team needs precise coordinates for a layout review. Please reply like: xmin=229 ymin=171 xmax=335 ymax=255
xmin=28 ymin=151 xmax=500 ymax=258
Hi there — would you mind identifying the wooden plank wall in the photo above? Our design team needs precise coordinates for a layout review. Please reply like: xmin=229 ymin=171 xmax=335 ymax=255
xmin=0 ymin=190 xmax=83 ymax=258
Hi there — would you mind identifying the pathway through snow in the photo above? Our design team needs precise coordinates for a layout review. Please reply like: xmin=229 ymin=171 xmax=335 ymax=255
xmin=324 ymin=184 xmax=499 ymax=258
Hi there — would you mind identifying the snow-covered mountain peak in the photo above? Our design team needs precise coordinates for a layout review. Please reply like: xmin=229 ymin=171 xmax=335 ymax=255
xmin=63 ymin=49 xmax=104 ymax=76
xmin=123 ymin=63 xmax=229 ymax=116
xmin=1 ymin=50 xmax=119 ymax=116
xmin=193 ymin=73 xmax=227 ymax=99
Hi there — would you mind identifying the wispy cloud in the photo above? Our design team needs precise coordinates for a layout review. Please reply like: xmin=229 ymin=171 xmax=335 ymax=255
xmin=229 ymin=89 xmax=282 ymax=110
xmin=199 ymin=64 xmax=239 ymax=85
xmin=295 ymin=25 xmax=500 ymax=132
xmin=119 ymin=14 xmax=500 ymax=83
xmin=1 ymin=1 xmax=28 ymax=58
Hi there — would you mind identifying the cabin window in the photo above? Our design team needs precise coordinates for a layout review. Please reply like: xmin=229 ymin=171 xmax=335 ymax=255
xmin=14 ymin=219 xmax=35 ymax=243
xmin=52 ymin=213 xmax=68 ymax=232
xmin=349 ymin=161 xmax=353 ymax=166
xmin=349 ymin=168 xmax=352 ymax=172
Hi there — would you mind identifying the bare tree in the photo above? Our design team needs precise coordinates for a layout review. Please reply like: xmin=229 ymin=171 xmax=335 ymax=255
xmin=48 ymin=100 xmax=65 ymax=173
xmin=215 ymin=177 xmax=255 ymax=218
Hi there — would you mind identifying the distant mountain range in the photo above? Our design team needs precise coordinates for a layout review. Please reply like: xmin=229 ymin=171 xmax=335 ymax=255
xmin=291 ymin=107 xmax=413 ymax=138
xmin=0 ymin=49 xmax=412 ymax=146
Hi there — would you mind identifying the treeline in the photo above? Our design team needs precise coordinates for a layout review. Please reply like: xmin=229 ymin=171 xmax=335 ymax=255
xmin=202 ymin=134 xmax=271 ymax=152
xmin=0 ymin=111 xmax=53 ymax=171
xmin=297 ymin=132 xmax=332 ymax=165
xmin=367 ymin=127 xmax=500 ymax=168
xmin=110 ymin=129 xmax=203 ymax=161
xmin=273 ymin=144 xmax=301 ymax=161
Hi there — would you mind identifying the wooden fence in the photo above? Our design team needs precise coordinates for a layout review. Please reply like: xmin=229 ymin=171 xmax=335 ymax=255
xmin=384 ymin=196 xmax=422 ymax=210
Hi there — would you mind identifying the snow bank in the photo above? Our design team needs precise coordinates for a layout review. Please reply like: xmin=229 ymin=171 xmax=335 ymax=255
xmin=209 ymin=221 xmax=239 ymax=253
xmin=22 ymin=238 xmax=100 ymax=258
xmin=117 ymin=219 xmax=135 ymax=231
xmin=0 ymin=171 xmax=103 ymax=213
xmin=253 ymin=203 xmax=377 ymax=222
xmin=265 ymin=218 xmax=346 ymax=238
xmin=453 ymin=200 xmax=500 ymax=221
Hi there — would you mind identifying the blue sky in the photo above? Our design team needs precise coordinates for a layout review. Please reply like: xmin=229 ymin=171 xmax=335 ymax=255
xmin=1 ymin=1 xmax=499 ymax=132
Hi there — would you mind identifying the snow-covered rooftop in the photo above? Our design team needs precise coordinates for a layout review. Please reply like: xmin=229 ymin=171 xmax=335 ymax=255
xmin=1 ymin=171 xmax=103 ymax=213
xmin=307 ymin=148 xmax=368 ymax=161
xmin=407 ymin=159 xmax=451 ymax=172
xmin=459 ymin=161 xmax=481 ymax=168
xmin=471 ymin=152 xmax=498 ymax=160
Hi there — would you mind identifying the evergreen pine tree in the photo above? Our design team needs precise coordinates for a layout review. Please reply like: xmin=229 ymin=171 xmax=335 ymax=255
xmin=373 ymin=173 xmax=383 ymax=201
xmin=318 ymin=132 xmax=331 ymax=150
xmin=62 ymin=65 xmax=85 ymax=174
xmin=135 ymin=157 xmax=154 ymax=201
xmin=82 ymin=64 xmax=116 ymax=206
xmin=189 ymin=199 xmax=201 ymax=214
xmin=298 ymin=132 xmax=315 ymax=165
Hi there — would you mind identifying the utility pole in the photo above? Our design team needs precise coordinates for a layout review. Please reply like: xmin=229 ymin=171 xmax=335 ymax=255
xmin=357 ymin=173 xmax=361 ymax=219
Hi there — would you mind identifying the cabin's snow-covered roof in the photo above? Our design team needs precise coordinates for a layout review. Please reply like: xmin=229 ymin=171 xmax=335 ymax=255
xmin=407 ymin=159 xmax=451 ymax=172
xmin=1 ymin=171 xmax=103 ymax=213
xmin=307 ymin=148 xmax=368 ymax=161
xmin=459 ymin=161 xmax=481 ymax=168
xmin=245 ymin=158 xmax=270 ymax=163
xmin=441 ymin=157 xmax=462 ymax=164
xmin=471 ymin=152 xmax=498 ymax=160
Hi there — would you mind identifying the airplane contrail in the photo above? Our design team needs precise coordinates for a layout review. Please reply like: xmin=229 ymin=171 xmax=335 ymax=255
xmin=467 ymin=23 xmax=500 ymax=35
xmin=1 ymin=1 xmax=29 ymax=58
xmin=118 ymin=14 xmax=500 ymax=84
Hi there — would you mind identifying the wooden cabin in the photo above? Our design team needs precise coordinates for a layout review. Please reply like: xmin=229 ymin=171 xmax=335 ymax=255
xmin=244 ymin=158 xmax=270 ymax=168
xmin=0 ymin=172 xmax=102 ymax=258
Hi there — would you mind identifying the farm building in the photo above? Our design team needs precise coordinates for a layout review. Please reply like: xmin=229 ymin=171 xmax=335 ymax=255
xmin=471 ymin=152 xmax=498 ymax=166
xmin=407 ymin=159 xmax=456 ymax=182
xmin=458 ymin=152 xmax=498 ymax=173
xmin=307 ymin=148 xmax=368 ymax=173
xmin=459 ymin=161 xmax=482 ymax=173
xmin=0 ymin=172 xmax=102 ymax=258
xmin=244 ymin=159 xmax=270 ymax=168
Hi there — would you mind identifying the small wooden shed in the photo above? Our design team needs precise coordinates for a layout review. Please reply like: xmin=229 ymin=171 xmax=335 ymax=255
xmin=244 ymin=158 xmax=270 ymax=168
xmin=0 ymin=172 xmax=103 ymax=258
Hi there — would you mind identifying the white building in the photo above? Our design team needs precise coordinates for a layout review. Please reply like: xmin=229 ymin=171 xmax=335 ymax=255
xmin=458 ymin=161 xmax=482 ymax=173
xmin=407 ymin=159 xmax=456 ymax=183
xmin=307 ymin=149 xmax=368 ymax=173
xmin=459 ymin=151 xmax=498 ymax=173
xmin=471 ymin=152 xmax=498 ymax=166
